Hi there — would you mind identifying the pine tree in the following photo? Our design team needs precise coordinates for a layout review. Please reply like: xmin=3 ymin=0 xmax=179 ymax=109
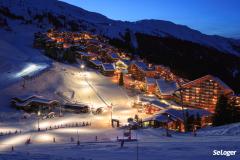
xmin=119 ymin=72 xmax=124 ymax=86
xmin=63 ymin=48 xmax=76 ymax=63
xmin=213 ymin=95 xmax=230 ymax=126
xmin=228 ymin=100 xmax=240 ymax=123
xmin=195 ymin=113 xmax=201 ymax=127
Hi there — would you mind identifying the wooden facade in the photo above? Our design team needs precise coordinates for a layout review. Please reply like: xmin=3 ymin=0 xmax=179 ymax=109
xmin=128 ymin=62 xmax=158 ymax=81
xmin=101 ymin=63 xmax=115 ymax=76
xmin=143 ymin=108 xmax=212 ymax=132
xmin=174 ymin=75 xmax=234 ymax=113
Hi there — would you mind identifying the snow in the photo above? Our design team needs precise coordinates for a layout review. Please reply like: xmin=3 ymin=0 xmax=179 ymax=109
xmin=0 ymin=0 xmax=239 ymax=56
xmin=0 ymin=1 xmax=240 ymax=159
xmin=0 ymin=125 xmax=240 ymax=160
xmin=90 ymin=60 xmax=102 ymax=66
xmin=156 ymin=79 xmax=178 ymax=96
xmin=133 ymin=61 xmax=148 ymax=71
xmin=0 ymin=62 xmax=239 ymax=160
xmin=101 ymin=63 xmax=115 ymax=71
xmin=0 ymin=23 xmax=51 ymax=90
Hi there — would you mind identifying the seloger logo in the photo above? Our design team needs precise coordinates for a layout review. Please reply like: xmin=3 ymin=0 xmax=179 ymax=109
xmin=213 ymin=150 xmax=237 ymax=157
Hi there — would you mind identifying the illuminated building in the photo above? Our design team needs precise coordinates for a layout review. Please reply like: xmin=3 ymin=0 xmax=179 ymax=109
xmin=145 ymin=77 xmax=156 ymax=94
xmin=128 ymin=61 xmax=157 ymax=81
xmin=174 ymin=75 xmax=234 ymax=113
xmin=142 ymin=108 xmax=212 ymax=132
xmin=229 ymin=95 xmax=240 ymax=110
xmin=155 ymin=79 xmax=179 ymax=99
xmin=101 ymin=63 xmax=115 ymax=76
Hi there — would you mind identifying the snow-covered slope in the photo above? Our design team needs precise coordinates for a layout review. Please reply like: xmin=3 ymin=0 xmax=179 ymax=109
xmin=0 ymin=0 xmax=240 ymax=56
xmin=0 ymin=21 xmax=51 ymax=89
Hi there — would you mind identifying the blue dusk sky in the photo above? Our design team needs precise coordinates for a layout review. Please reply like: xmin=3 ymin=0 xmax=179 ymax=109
xmin=61 ymin=0 xmax=240 ymax=39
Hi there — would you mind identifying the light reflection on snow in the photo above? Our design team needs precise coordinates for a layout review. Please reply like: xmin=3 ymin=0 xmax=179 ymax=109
xmin=34 ymin=133 xmax=56 ymax=143
xmin=15 ymin=63 xmax=48 ymax=78
xmin=51 ymin=127 xmax=99 ymax=134
xmin=0 ymin=134 xmax=30 ymax=151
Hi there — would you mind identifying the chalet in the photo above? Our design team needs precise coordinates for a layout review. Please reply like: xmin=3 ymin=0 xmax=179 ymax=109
xmin=145 ymin=77 xmax=156 ymax=94
xmin=56 ymin=42 xmax=64 ymax=48
xmin=12 ymin=96 xmax=59 ymax=113
xmin=88 ymin=59 xmax=103 ymax=69
xmin=85 ymin=43 xmax=99 ymax=53
xmin=174 ymin=75 xmax=234 ymax=113
xmin=155 ymin=79 xmax=179 ymax=99
xmin=105 ymin=52 xmax=120 ymax=62
xmin=229 ymin=94 xmax=240 ymax=110
xmin=76 ymin=51 xmax=97 ymax=60
xmin=142 ymin=108 xmax=212 ymax=132
xmin=144 ymin=100 xmax=169 ymax=114
xmin=45 ymin=39 xmax=55 ymax=48
xmin=128 ymin=61 xmax=158 ymax=81
xmin=101 ymin=63 xmax=115 ymax=76
xmin=115 ymin=60 xmax=130 ymax=70
xmin=155 ymin=65 xmax=176 ymax=81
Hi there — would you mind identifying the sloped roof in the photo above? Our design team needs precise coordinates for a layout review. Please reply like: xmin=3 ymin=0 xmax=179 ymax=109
xmin=133 ymin=61 xmax=148 ymax=71
xmin=143 ymin=108 xmax=212 ymax=122
xmin=145 ymin=77 xmax=156 ymax=85
xmin=102 ymin=63 xmax=115 ymax=71
xmin=182 ymin=75 xmax=233 ymax=94
xmin=121 ymin=59 xmax=131 ymax=65
xmin=77 ymin=51 xmax=90 ymax=56
xmin=108 ymin=52 xmax=119 ymax=59
xmin=16 ymin=98 xmax=59 ymax=107
xmin=143 ymin=114 xmax=169 ymax=122
xmin=149 ymin=100 xmax=169 ymax=109
xmin=165 ymin=108 xmax=211 ymax=122
xmin=90 ymin=59 xmax=102 ymax=66
xmin=156 ymin=79 xmax=178 ymax=95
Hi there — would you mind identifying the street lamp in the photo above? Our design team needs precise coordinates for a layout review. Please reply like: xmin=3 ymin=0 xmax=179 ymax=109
xmin=109 ymin=103 xmax=113 ymax=127
xmin=37 ymin=110 xmax=41 ymax=131
xmin=166 ymin=114 xmax=170 ymax=137
xmin=59 ymin=104 xmax=63 ymax=117
xmin=80 ymin=64 xmax=85 ymax=69
xmin=80 ymin=64 xmax=85 ymax=77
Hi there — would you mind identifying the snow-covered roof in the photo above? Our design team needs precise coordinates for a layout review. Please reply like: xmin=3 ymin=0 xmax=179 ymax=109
xmin=133 ymin=61 xmax=148 ymax=71
xmin=132 ymin=61 xmax=155 ymax=72
xmin=164 ymin=108 xmax=211 ymax=122
xmin=182 ymin=75 xmax=233 ymax=94
xmin=149 ymin=100 xmax=169 ymax=109
xmin=77 ymin=51 xmax=91 ymax=56
xmin=12 ymin=95 xmax=42 ymax=102
xmin=90 ymin=60 xmax=102 ymax=66
xmin=144 ymin=108 xmax=212 ymax=122
xmin=143 ymin=114 xmax=169 ymax=123
xmin=16 ymin=97 xmax=59 ymax=107
xmin=102 ymin=63 xmax=115 ymax=71
xmin=108 ymin=52 xmax=119 ymax=59
xmin=156 ymin=79 xmax=178 ymax=95
xmin=121 ymin=59 xmax=131 ymax=65
xmin=145 ymin=77 xmax=156 ymax=85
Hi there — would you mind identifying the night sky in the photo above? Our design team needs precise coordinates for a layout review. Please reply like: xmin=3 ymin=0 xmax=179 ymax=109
xmin=61 ymin=0 xmax=240 ymax=39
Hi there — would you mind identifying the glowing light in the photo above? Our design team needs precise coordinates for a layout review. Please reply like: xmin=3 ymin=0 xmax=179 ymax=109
xmin=52 ymin=128 xmax=99 ymax=134
xmin=34 ymin=133 xmax=55 ymax=143
xmin=0 ymin=127 xmax=21 ymax=133
xmin=15 ymin=63 xmax=48 ymax=78
xmin=0 ymin=134 xmax=30 ymax=151
xmin=81 ymin=64 xmax=85 ymax=69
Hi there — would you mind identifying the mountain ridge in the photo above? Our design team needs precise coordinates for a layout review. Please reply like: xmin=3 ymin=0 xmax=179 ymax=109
xmin=0 ymin=0 xmax=240 ymax=56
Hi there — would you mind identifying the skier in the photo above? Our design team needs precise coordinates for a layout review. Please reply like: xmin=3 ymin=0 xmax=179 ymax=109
xmin=121 ymin=139 xmax=124 ymax=148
